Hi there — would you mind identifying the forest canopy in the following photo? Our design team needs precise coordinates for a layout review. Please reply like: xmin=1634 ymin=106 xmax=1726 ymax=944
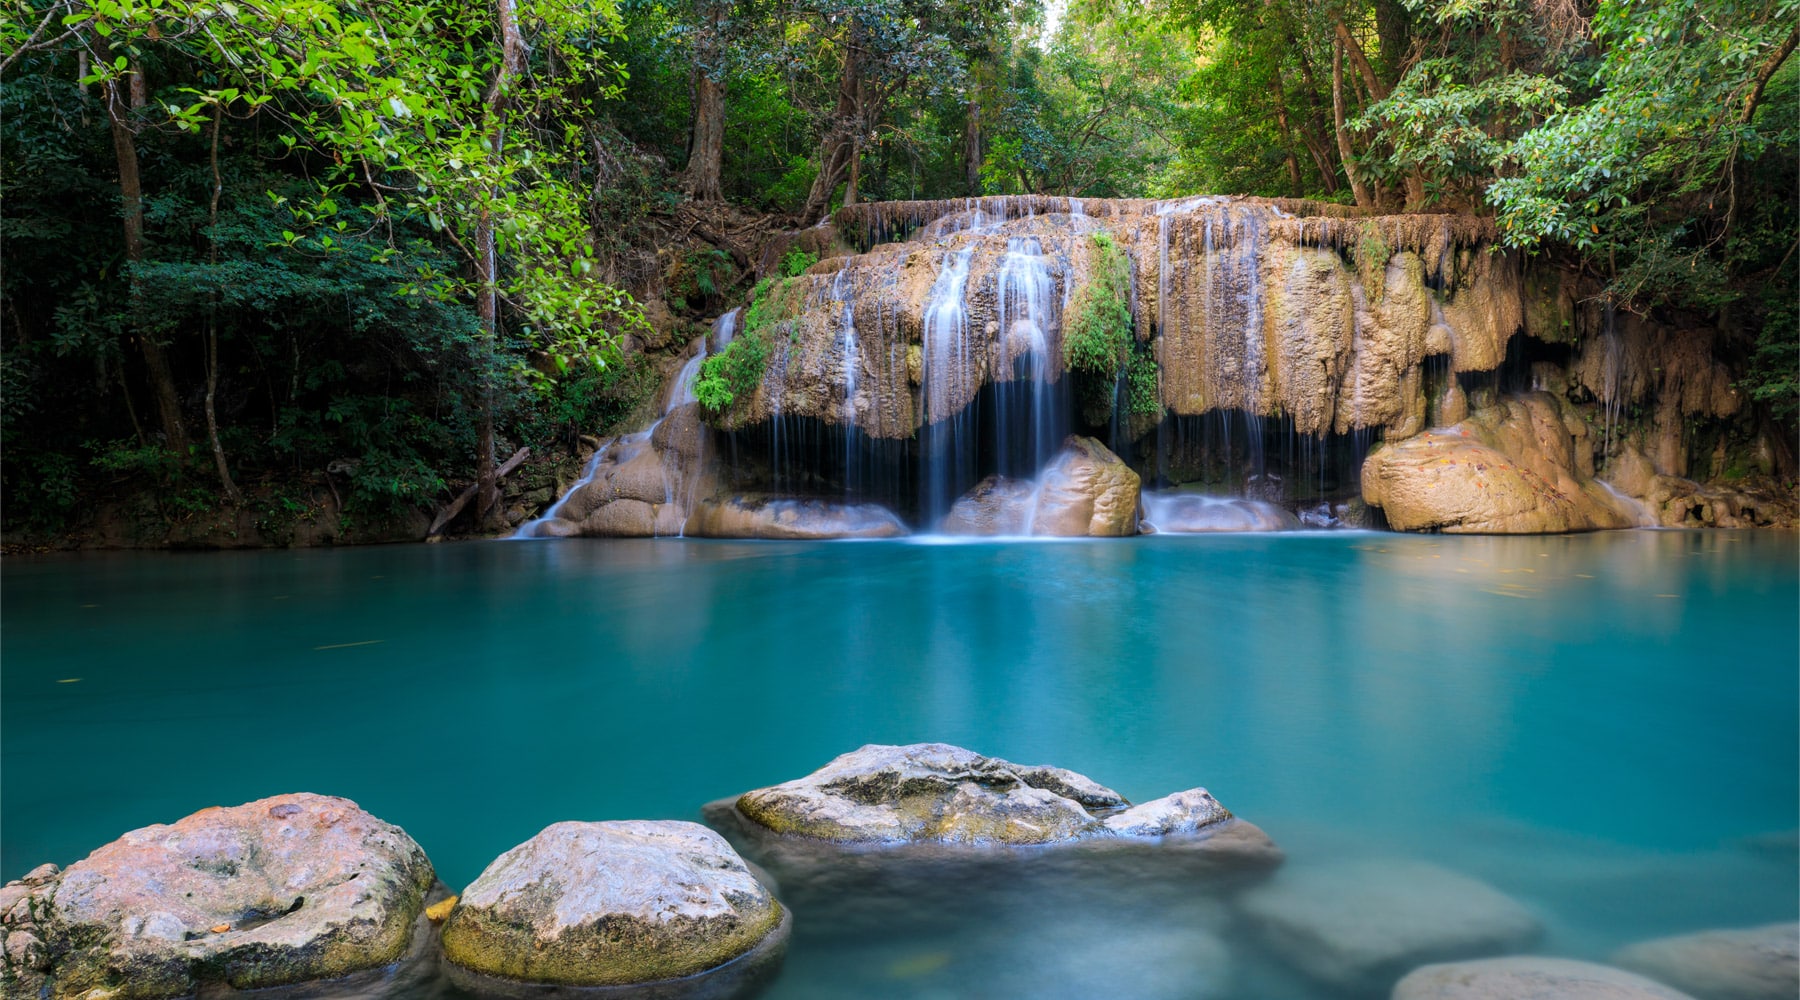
xmin=2 ymin=0 xmax=1794 ymax=537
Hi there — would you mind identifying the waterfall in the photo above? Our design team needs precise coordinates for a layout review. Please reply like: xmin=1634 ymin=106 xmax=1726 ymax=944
xmin=920 ymin=247 xmax=976 ymax=522
xmin=992 ymin=236 xmax=1065 ymax=477
xmin=833 ymin=269 xmax=860 ymax=495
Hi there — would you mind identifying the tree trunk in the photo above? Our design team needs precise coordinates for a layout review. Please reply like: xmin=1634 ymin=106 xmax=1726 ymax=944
xmin=963 ymin=95 xmax=982 ymax=195
xmin=680 ymin=72 xmax=727 ymax=201
xmin=1272 ymin=72 xmax=1305 ymax=197
xmin=1332 ymin=36 xmax=1374 ymax=209
xmin=1335 ymin=21 xmax=1389 ymax=101
xmin=106 ymin=71 xmax=190 ymax=458
xmin=1373 ymin=0 xmax=1413 ymax=87
xmin=205 ymin=107 xmax=241 ymax=502
xmin=802 ymin=20 xmax=866 ymax=222
xmin=475 ymin=0 xmax=527 ymax=531
xmin=1291 ymin=45 xmax=1341 ymax=194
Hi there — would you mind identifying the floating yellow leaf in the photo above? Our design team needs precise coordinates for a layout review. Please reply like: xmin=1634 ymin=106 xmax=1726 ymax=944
xmin=887 ymin=951 xmax=952 ymax=979
xmin=211 ymin=924 xmax=231 ymax=934
xmin=425 ymin=896 xmax=458 ymax=923
xmin=57 ymin=678 xmax=81 ymax=684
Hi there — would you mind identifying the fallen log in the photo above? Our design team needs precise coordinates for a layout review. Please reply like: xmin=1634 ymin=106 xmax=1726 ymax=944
xmin=427 ymin=447 xmax=530 ymax=538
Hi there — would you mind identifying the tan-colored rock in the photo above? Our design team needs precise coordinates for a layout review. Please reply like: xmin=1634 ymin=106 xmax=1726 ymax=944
xmin=687 ymin=495 xmax=906 ymax=539
xmin=1139 ymin=492 xmax=1300 ymax=532
xmin=2 ymin=794 xmax=434 ymax=999
xmin=1029 ymin=436 xmax=1142 ymax=536
xmin=1362 ymin=393 xmax=1639 ymax=533
xmin=1612 ymin=922 xmax=1798 ymax=1000
xmin=1393 ymin=956 xmax=1698 ymax=1000
xmin=441 ymin=821 xmax=786 ymax=987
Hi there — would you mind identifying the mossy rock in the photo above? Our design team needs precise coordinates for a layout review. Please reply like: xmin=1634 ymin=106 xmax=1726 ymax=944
xmin=440 ymin=821 xmax=786 ymax=987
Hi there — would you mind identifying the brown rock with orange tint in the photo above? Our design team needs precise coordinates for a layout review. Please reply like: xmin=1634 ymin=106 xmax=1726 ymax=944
xmin=0 ymin=793 xmax=434 ymax=999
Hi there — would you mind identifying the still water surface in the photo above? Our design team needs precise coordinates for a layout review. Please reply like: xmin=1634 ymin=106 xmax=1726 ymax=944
xmin=3 ymin=531 xmax=1795 ymax=997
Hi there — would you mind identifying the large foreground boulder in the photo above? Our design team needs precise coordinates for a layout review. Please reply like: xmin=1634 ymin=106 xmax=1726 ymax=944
xmin=940 ymin=436 xmax=1140 ymax=536
xmin=0 ymin=794 xmax=435 ymax=999
xmin=687 ymin=495 xmax=907 ymax=539
xmin=1363 ymin=393 xmax=1638 ymax=533
xmin=440 ymin=820 xmax=787 ymax=989
xmin=1240 ymin=859 xmax=1542 ymax=994
xmin=726 ymin=743 xmax=1254 ymax=849
xmin=1612 ymin=923 xmax=1798 ymax=1000
xmin=1393 ymin=956 xmax=1698 ymax=1000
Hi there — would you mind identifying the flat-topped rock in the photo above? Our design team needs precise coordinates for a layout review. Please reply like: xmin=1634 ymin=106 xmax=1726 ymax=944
xmin=939 ymin=437 xmax=1141 ymax=537
xmin=0 ymin=793 xmax=434 ymax=1000
xmin=1140 ymin=493 xmax=1302 ymax=533
xmin=728 ymin=743 xmax=1247 ymax=850
xmin=1393 ymin=956 xmax=1699 ymax=1000
xmin=1240 ymin=858 xmax=1541 ymax=994
xmin=735 ymin=744 xmax=1125 ymax=845
xmin=687 ymin=495 xmax=907 ymax=539
xmin=1612 ymin=923 xmax=1798 ymax=1000
xmin=440 ymin=820 xmax=787 ymax=988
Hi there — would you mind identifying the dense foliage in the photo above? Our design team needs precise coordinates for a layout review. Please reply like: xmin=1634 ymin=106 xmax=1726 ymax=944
xmin=2 ymin=0 xmax=1792 ymax=539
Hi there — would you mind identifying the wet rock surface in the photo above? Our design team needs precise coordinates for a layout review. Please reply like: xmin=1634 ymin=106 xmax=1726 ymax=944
xmin=1140 ymin=492 xmax=1301 ymax=532
xmin=1240 ymin=859 xmax=1542 ymax=994
xmin=687 ymin=495 xmax=907 ymax=539
xmin=0 ymin=793 xmax=435 ymax=999
xmin=1393 ymin=956 xmax=1700 ymax=1000
xmin=940 ymin=437 xmax=1141 ymax=536
xmin=440 ymin=820 xmax=786 ymax=988
xmin=1612 ymin=923 xmax=1799 ymax=1000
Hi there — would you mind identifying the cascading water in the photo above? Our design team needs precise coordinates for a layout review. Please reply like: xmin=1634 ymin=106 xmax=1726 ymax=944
xmin=991 ymin=236 xmax=1066 ymax=477
xmin=920 ymin=248 xmax=976 ymax=522
xmin=833 ymin=269 xmax=861 ymax=495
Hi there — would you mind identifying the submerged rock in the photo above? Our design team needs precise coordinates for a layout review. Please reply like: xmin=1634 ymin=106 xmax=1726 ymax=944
xmin=1393 ymin=956 xmax=1698 ymax=1000
xmin=440 ymin=820 xmax=787 ymax=988
xmin=939 ymin=437 xmax=1141 ymax=537
xmin=687 ymin=495 xmax=907 ymax=539
xmin=1612 ymin=923 xmax=1798 ymax=1000
xmin=0 ymin=793 xmax=435 ymax=999
xmin=1239 ymin=858 xmax=1541 ymax=994
xmin=1140 ymin=492 xmax=1301 ymax=532
xmin=1362 ymin=392 xmax=1641 ymax=533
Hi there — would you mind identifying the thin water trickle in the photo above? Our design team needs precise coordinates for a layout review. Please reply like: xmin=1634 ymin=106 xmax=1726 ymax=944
xmin=992 ymin=236 xmax=1064 ymax=477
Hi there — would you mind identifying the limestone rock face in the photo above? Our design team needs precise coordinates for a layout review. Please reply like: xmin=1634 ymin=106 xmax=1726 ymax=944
xmin=687 ymin=495 xmax=907 ymax=539
xmin=1 ymin=794 xmax=434 ymax=1000
xmin=734 ymin=744 xmax=1129 ymax=846
xmin=1362 ymin=393 xmax=1640 ymax=533
xmin=440 ymin=820 xmax=786 ymax=987
xmin=1239 ymin=859 xmax=1542 ymax=994
xmin=1393 ymin=956 xmax=1699 ymax=1000
xmin=1612 ymin=923 xmax=1799 ymax=1000
xmin=712 ymin=198 xmax=1520 ymax=443
xmin=1140 ymin=492 xmax=1300 ymax=532
xmin=940 ymin=437 xmax=1140 ymax=537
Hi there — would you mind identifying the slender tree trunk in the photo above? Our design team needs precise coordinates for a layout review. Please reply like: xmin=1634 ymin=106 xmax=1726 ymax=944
xmin=963 ymin=95 xmax=982 ymax=195
xmin=106 ymin=70 xmax=190 ymax=457
xmin=1292 ymin=46 xmax=1342 ymax=195
xmin=1332 ymin=36 xmax=1374 ymax=209
xmin=205 ymin=107 xmax=241 ymax=503
xmin=1272 ymin=73 xmax=1304 ymax=197
xmin=474 ymin=0 xmax=527 ymax=531
xmin=680 ymin=72 xmax=727 ymax=200
xmin=845 ymin=136 xmax=860 ymax=206
xmin=1335 ymin=21 xmax=1388 ymax=101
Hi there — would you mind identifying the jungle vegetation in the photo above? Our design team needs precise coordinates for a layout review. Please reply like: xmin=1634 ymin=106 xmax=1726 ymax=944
xmin=1 ymin=0 xmax=1793 ymax=537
